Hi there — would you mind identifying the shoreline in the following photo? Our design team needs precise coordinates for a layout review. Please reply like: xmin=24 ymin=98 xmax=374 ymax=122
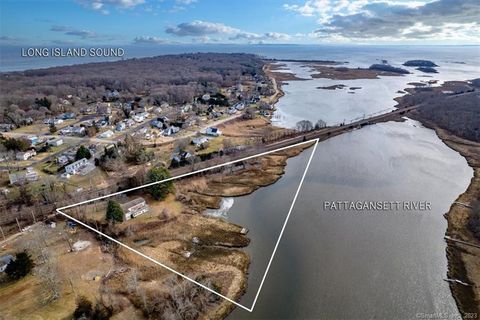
xmin=176 ymin=143 xmax=315 ymax=319
xmin=266 ymin=60 xmax=480 ymax=316
xmin=408 ymin=114 xmax=480 ymax=317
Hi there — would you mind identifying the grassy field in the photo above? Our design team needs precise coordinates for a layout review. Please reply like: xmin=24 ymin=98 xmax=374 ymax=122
xmin=11 ymin=120 xmax=79 ymax=135
xmin=0 ymin=223 xmax=114 ymax=320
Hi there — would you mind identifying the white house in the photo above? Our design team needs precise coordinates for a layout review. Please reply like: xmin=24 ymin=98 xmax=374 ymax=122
xmin=0 ymin=255 xmax=13 ymax=273
xmin=47 ymin=138 xmax=64 ymax=147
xmin=192 ymin=136 xmax=209 ymax=147
xmin=56 ymin=155 xmax=69 ymax=166
xmin=206 ymin=127 xmax=222 ymax=137
xmin=121 ymin=197 xmax=149 ymax=220
xmin=125 ymin=119 xmax=135 ymax=127
xmin=234 ymin=102 xmax=246 ymax=111
xmin=116 ymin=122 xmax=126 ymax=131
xmin=65 ymin=158 xmax=88 ymax=175
xmin=16 ymin=149 xmax=36 ymax=161
xmin=133 ymin=114 xmax=145 ymax=123
xmin=227 ymin=107 xmax=237 ymax=115
xmin=99 ymin=130 xmax=114 ymax=139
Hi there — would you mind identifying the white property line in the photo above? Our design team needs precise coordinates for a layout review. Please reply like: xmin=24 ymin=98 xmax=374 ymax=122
xmin=56 ymin=138 xmax=320 ymax=312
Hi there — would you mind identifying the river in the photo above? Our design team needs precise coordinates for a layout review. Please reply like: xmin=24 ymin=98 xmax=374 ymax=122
xmin=220 ymin=49 xmax=476 ymax=318
xmin=226 ymin=119 xmax=472 ymax=319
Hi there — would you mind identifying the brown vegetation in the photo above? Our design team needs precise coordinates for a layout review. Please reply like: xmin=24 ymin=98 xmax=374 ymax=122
xmin=0 ymin=53 xmax=264 ymax=126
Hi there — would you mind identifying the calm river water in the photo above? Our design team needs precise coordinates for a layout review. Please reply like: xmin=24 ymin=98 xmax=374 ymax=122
xmin=225 ymin=120 xmax=472 ymax=319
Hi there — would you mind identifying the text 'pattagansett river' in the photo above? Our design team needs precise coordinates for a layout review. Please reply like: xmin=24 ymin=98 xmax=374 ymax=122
xmin=323 ymin=201 xmax=432 ymax=211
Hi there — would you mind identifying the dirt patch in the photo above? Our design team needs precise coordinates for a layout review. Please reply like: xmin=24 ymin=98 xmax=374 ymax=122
xmin=0 ymin=223 xmax=114 ymax=319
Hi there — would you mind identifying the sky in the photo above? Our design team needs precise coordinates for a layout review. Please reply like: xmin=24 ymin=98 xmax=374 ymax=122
xmin=0 ymin=0 xmax=479 ymax=46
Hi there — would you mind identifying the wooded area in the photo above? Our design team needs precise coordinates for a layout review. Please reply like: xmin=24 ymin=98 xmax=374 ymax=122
xmin=0 ymin=53 xmax=264 ymax=125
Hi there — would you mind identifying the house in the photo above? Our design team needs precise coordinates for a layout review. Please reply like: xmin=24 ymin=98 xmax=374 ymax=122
xmin=99 ymin=130 xmax=114 ymax=139
xmin=47 ymin=138 xmax=63 ymax=147
xmin=59 ymin=126 xmax=85 ymax=136
xmin=72 ymin=126 xmax=86 ymax=136
xmin=59 ymin=112 xmax=76 ymax=120
xmin=259 ymin=102 xmax=274 ymax=111
xmin=163 ymin=126 xmax=180 ymax=136
xmin=181 ymin=104 xmax=193 ymax=113
xmin=0 ymin=124 xmax=14 ymax=132
xmin=171 ymin=151 xmax=193 ymax=167
xmin=151 ymin=116 xmax=169 ymax=129
xmin=192 ymin=136 xmax=209 ymax=147
xmin=133 ymin=114 xmax=145 ymax=123
xmin=65 ymin=158 xmax=89 ymax=175
xmin=56 ymin=155 xmax=69 ymax=166
xmin=227 ymin=107 xmax=237 ymax=115
xmin=16 ymin=149 xmax=36 ymax=161
xmin=9 ymin=167 xmax=38 ymax=185
xmin=121 ymin=197 xmax=149 ymax=221
xmin=106 ymin=90 xmax=120 ymax=100
xmin=138 ymin=105 xmax=154 ymax=113
xmin=125 ymin=119 xmax=135 ymax=127
xmin=0 ymin=255 xmax=13 ymax=273
xmin=26 ymin=136 xmax=39 ymax=146
xmin=206 ymin=127 xmax=222 ymax=137
xmin=44 ymin=118 xmax=64 ymax=125
xmin=97 ymin=103 xmax=112 ymax=116
xmin=116 ymin=122 xmax=126 ymax=131
xmin=234 ymin=102 xmax=246 ymax=111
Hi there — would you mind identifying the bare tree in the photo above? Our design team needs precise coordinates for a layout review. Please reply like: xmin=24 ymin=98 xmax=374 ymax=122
xmin=36 ymin=251 xmax=61 ymax=304
xmin=296 ymin=120 xmax=314 ymax=132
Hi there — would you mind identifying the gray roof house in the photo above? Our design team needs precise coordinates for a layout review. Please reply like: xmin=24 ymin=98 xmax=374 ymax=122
xmin=121 ymin=197 xmax=149 ymax=221
xmin=0 ymin=255 xmax=13 ymax=273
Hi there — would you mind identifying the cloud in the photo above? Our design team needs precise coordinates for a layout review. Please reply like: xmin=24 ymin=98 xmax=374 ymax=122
xmin=285 ymin=0 xmax=480 ymax=41
xmin=166 ymin=20 xmax=239 ymax=36
xmin=230 ymin=32 xmax=291 ymax=42
xmin=50 ymin=25 xmax=99 ymax=39
xmin=133 ymin=36 xmax=167 ymax=44
xmin=165 ymin=20 xmax=292 ymax=43
xmin=0 ymin=36 xmax=21 ymax=42
xmin=175 ymin=0 xmax=197 ymax=4
xmin=65 ymin=30 xmax=98 ymax=39
xmin=50 ymin=25 xmax=70 ymax=32
xmin=77 ymin=0 xmax=145 ymax=14
xmin=51 ymin=39 xmax=76 ymax=45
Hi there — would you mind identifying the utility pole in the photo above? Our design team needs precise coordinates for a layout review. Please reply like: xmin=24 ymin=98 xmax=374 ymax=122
xmin=16 ymin=217 xmax=21 ymax=232
xmin=64 ymin=234 xmax=73 ymax=252
xmin=0 ymin=225 xmax=5 ymax=241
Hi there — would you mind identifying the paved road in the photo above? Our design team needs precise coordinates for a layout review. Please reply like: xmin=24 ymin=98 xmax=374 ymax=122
xmin=166 ymin=105 xmax=420 ymax=177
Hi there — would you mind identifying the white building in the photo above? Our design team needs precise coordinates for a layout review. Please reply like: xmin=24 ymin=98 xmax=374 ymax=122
xmin=47 ymin=138 xmax=64 ymax=147
xmin=65 ymin=158 xmax=88 ymax=175
xmin=0 ymin=255 xmax=13 ymax=273
xmin=16 ymin=150 xmax=36 ymax=161
xmin=192 ymin=136 xmax=209 ymax=147
xmin=121 ymin=198 xmax=149 ymax=220
xmin=99 ymin=130 xmax=114 ymax=139
xmin=206 ymin=127 xmax=222 ymax=137
xmin=56 ymin=155 xmax=69 ymax=166
xmin=133 ymin=114 xmax=145 ymax=123
xmin=116 ymin=122 xmax=126 ymax=131
xmin=163 ymin=126 xmax=180 ymax=136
